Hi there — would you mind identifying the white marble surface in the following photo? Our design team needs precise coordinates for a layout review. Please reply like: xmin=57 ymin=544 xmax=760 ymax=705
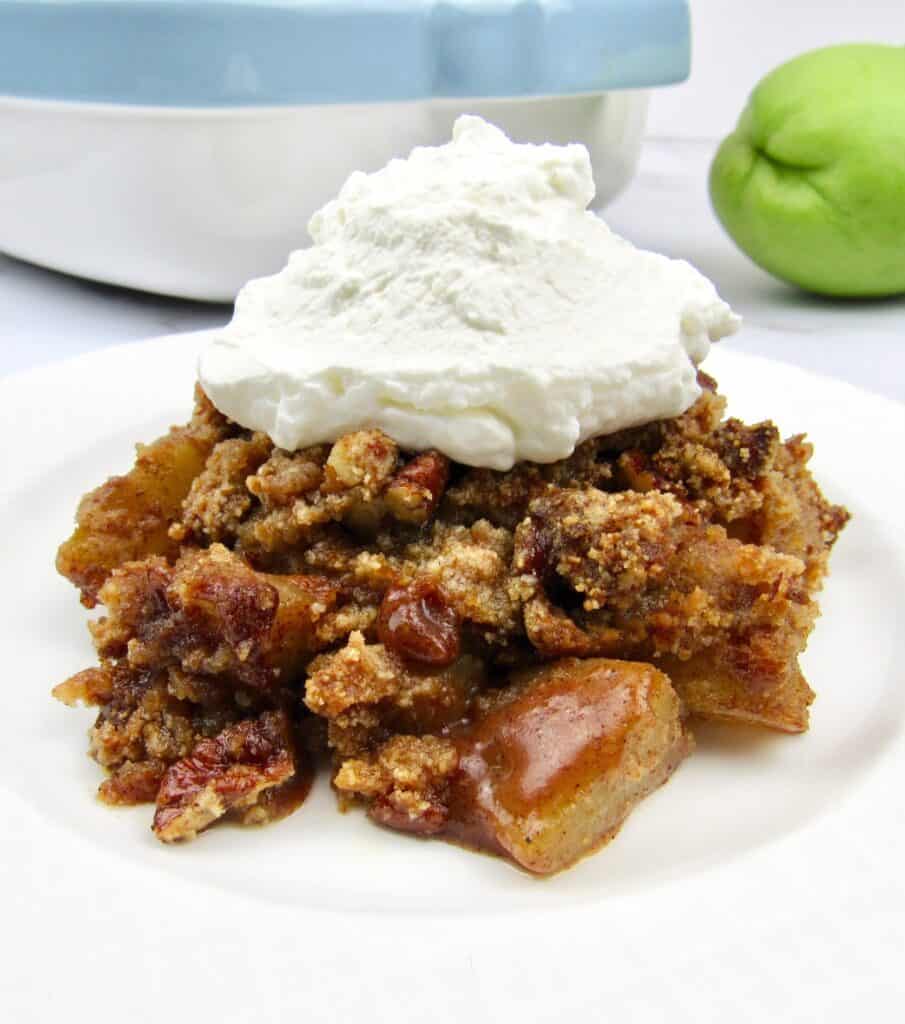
xmin=1 ymin=139 xmax=903 ymax=403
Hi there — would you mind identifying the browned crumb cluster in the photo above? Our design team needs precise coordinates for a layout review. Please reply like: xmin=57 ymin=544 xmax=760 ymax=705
xmin=53 ymin=374 xmax=848 ymax=869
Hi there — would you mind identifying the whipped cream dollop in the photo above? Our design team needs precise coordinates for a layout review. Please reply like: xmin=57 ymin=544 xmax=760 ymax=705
xmin=200 ymin=116 xmax=739 ymax=470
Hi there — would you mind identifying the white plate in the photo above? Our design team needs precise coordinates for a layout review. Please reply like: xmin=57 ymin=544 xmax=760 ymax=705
xmin=1 ymin=333 xmax=904 ymax=1021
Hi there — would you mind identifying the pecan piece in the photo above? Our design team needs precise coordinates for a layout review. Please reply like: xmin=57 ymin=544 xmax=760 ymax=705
xmin=323 ymin=430 xmax=398 ymax=494
xmin=385 ymin=450 xmax=450 ymax=524
xmin=152 ymin=710 xmax=295 ymax=842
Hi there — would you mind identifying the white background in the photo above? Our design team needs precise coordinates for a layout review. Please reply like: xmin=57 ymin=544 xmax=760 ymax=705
xmin=650 ymin=0 xmax=905 ymax=137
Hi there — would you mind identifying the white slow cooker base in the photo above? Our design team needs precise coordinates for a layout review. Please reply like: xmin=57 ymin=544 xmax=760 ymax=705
xmin=0 ymin=91 xmax=649 ymax=302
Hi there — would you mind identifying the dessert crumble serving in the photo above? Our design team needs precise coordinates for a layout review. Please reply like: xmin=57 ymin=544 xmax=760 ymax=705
xmin=52 ymin=119 xmax=848 ymax=874
xmin=53 ymin=374 xmax=847 ymax=871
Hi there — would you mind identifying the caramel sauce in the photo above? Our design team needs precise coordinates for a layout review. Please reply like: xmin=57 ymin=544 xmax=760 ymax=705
xmin=240 ymin=761 xmax=314 ymax=826
xmin=445 ymin=660 xmax=647 ymax=851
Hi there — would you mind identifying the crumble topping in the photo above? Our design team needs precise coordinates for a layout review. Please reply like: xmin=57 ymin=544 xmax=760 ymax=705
xmin=53 ymin=376 xmax=848 ymax=870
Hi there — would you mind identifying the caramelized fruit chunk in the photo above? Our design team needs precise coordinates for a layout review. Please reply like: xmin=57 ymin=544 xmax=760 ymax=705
xmin=57 ymin=390 xmax=229 ymax=605
xmin=658 ymin=653 xmax=815 ymax=733
xmin=444 ymin=657 xmax=691 ymax=875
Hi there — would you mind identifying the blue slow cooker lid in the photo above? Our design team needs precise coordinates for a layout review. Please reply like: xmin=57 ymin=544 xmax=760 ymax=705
xmin=0 ymin=0 xmax=690 ymax=107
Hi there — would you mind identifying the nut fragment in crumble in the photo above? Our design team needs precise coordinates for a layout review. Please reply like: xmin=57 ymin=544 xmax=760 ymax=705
xmin=153 ymin=710 xmax=299 ymax=842
xmin=52 ymin=374 xmax=848 ymax=873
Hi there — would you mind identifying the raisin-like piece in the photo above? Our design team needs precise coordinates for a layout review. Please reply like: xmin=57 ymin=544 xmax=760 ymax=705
xmin=377 ymin=581 xmax=460 ymax=667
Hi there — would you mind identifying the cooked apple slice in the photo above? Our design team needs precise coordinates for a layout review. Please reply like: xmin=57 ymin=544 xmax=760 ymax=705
xmin=56 ymin=388 xmax=228 ymax=605
xmin=658 ymin=653 xmax=814 ymax=734
xmin=446 ymin=657 xmax=691 ymax=875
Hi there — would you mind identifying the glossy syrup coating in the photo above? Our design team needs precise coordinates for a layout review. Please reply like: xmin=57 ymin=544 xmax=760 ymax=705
xmin=443 ymin=658 xmax=692 ymax=874
xmin=377 ymin=581 xmax=461 ymax=668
